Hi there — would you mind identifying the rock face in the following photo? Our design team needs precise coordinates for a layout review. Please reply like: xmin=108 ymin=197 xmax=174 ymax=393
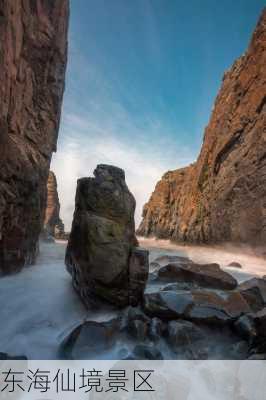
xmin=0 ymin=0 xmax=69 ymax=273
xmin=138 ymin=10 xmax=266 ymax=245
xmin=43 ymin=171 xmax=65 ymax=240
xmin=65 ymin=164 xmax=149 ymax=307
xmin=157 ymin=261 xmax=237 ymax=290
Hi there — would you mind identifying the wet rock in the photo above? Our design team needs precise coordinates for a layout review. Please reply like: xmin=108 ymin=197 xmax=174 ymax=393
xmin=0 ymin=0 xmax=69 ymax=274
xmin=0 ymin=352 xmax=27 ymax=360
xmin=157 ymin=262 xmax=237 ymax=290
xmin=129 ymin=344 xmax=164 ymax=360
xmin=252 ymin=308 xmax=266 ymax=337
xmin=65 ymin=165 xmax=149 ymax=307
xmin=228 ymin=262 xmax=242 ymax=269
xmin=238 ymin=278 xmax=266 ymax=312
xmin=152 ymin=255 xmax=192 ymax=266
xmin=148 ymin=317 xmax=164 ymax=341
xmin=167 ymin=320 xmax=204 ymax=350
xmin=230 ymin=341 xmax=249 ymax=359
xmin=234 ymin=314 xmax=257 ymax=342
xmin=137 ymin=10 xmax=266 ymax=246
xmin=126 ymin=307 xmax=150 ymax=341
xmin=59 ymin=319 xmax=120 ymax=359
xmin=143 ymin=289 xmax=251 ymax=325
xmin=129 ymin=248 xmax=149 ymax=306
xmin=143 ymin=291 xmax=193 ymax=320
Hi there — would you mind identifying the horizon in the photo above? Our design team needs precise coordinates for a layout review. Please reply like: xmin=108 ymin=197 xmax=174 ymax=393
xmin=51 ymin=0 xmax=265 ymax=230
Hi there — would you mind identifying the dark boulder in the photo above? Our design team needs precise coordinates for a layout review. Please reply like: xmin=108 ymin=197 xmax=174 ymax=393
xmin=65 ymin=165 xmax=149 ymax=307
xmin=238 ymin=278 xmax=266 ymax=312
xmin=59 ymin=318 xmax=120 ymax=359
xmin=157 ymin=262 xmax=237 ymax=290
xmin=227 ymin=262 xmax=242 ymax=269
xmin=143 ymin=289 xmax=251 ymax=325
xmin=167 ymin=320 xmax=204 ymax=349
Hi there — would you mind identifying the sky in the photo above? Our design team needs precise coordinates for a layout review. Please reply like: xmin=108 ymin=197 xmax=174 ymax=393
xmin=51 ymin=0 xmax=265 ymax=231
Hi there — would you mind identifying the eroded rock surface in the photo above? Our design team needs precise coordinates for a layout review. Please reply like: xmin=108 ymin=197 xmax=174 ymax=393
xmin=66 ymin=165 xmax=149 ymax=307
xmin=138 ymin=9 xmax=266 ymax=245
xmin=42 ymin=171 xmax=66 ymax=240
xmin=156 ymin=261 xmax=237 ymax=290
xmin=0 ymin=0 xmax=69 ymax=273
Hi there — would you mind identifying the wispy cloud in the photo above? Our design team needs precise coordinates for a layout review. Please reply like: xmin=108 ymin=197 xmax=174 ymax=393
xmin=52 ymin=13 xmax=198 ymax=231
xmin=52 ymin=111 xmax=195 ymax=231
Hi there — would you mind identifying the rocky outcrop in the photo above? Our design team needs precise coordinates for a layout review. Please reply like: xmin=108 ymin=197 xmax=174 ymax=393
xmin=43 ymin=171 xmax=66 ymax=240
xmin=156 ymin=261 xmax=237 ymax=290
xmin=138 ymin=9 xmax=266 ymax=245
xmin=65 ymin=164 xmax=149 ymax=307
xmin=0 ymin=1 xmax=69 ymax=273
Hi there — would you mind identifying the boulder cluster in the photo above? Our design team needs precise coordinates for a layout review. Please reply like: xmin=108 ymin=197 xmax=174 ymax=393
xmin=62 ymin=254 xmax=266 ymax=360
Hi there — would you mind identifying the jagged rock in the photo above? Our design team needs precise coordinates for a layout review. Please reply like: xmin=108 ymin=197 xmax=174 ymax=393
xmin=167 ymin=320 xmax=204 ymax=350
xmin=252 ymin=308 xmax=266 ymax=337
xmin=157 ymin=262 xmax=237 ymax=290
xmin=137 ymin=10 xmax=266 ymax=246
xmin=0 ymin=0 xmax=69 ymax=274
xmin=143 ymin=289 xmax=251 ymax=325
xmin=238 ymin=278 xmax=266 ymax=312
xmin=228 ymin=262 xmax=242 ymax=269
xmin=43 ymin=171 xmax=66 ymax=240
xmin=129 ymin=248 xmax=149 ymax=306
xmin=59 ymin=319 xmax=120 ymax=359
xmin=125 ymin=306 xmax=150 ymax=341
xmin=234 ymin=314 xmax=257 ymax=342
xmin=65 ymin=165 xmax=149 ymax=307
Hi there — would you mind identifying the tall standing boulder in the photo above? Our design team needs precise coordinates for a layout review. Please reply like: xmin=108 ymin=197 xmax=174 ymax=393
xmin=0 ymin=0 xmax=69 ymax=273
xmin=65 ymin=164 xmax=149 ymax=307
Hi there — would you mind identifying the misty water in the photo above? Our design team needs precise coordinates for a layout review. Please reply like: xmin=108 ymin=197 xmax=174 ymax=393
xmin=0 ymin=239 xmax=265 ymax=359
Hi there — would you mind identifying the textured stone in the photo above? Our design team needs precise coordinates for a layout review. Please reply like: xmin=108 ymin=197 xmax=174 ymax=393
xmin=0 ymin=0 xmax=69 ymax=273
xmin=167 ymin=320 xmax=204 ymax=349
xmin=157 ymin=261 xmax=237 ymax=290
xmin=42 ymin=171 xmax=65 ymax=239
xmin=66 ymin=165 xmax=149 ymax=307
xmin=143 ymin=289 xmax=251 ymax=325
xmin=238 ymin=278 xmax=266 ymax=312
xmin=137 ymin=10 xmax=266 ymax=245
xmin=59 ymin=319 xmax=120 ymax=359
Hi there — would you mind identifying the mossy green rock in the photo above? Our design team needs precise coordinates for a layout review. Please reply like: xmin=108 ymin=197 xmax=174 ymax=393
xmin=65 ymin=164 xmax=149 ymax=307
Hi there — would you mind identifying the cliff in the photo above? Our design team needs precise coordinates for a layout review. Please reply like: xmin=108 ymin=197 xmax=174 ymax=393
xmin=0 ymin=0 xmax=69 ymax=273
xmin=138 ymin=9 xmax=266 ymax=245
xmin=43 ymin=171 xmax=65 ymax=240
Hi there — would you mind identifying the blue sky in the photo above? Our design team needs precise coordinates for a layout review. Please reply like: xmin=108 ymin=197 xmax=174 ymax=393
xmin=51 ymin=0 xmax=265 ymax=229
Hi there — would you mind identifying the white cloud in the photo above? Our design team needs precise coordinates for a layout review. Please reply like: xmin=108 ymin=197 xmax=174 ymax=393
xmin=51 ymin=113 xmax=195 ymax=231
